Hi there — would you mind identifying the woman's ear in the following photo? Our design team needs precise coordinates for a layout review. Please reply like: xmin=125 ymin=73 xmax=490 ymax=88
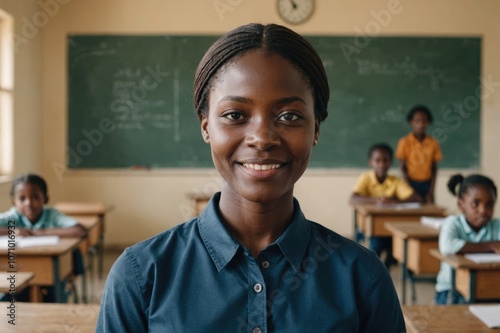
xmin=44 ymin=195 xmax=49 ymax=205
xmin=200 ymin=114 xmax=210 ymax=144
xmin=457 ymin=199 xmax=464 ymax=212
xmin=313 ymin=119 xmax=320 ymax=146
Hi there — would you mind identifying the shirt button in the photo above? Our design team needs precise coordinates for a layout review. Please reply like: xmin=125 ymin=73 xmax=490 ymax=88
xmin=253 ymin=283 xmax=263 ymax=293
xmin=252 ymin=327 xmax=262 ymax=333
xmin=261 ymin=260 xmax=270 ymax=269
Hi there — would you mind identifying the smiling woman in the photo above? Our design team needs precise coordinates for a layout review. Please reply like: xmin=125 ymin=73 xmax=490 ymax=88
xmin=97 ymin=23 xmax=405 ymax=333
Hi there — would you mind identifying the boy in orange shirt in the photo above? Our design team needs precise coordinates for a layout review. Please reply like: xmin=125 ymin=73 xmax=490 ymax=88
xmin=396 ymin=105 xmax=442 ymax=203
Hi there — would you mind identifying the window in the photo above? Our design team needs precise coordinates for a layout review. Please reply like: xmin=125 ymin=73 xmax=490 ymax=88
xmin=0 ymin=8 xmax=13 ymax=175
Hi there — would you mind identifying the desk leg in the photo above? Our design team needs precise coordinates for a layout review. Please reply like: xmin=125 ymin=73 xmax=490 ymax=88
xmin=450 ymin=268 xmax=456 ymax=304
xmin=468 ymin=270 xmax=476 ymax=303
xmin=52 ymin=256 xmax=63 ymax=303
xmin=401 ymin=238 xmax=408 ymax=305
xmin=98 ymin=234 xmax=104 ymax=279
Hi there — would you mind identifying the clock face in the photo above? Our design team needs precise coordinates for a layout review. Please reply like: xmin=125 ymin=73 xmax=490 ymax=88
xmin=277 ymin=0 xmax=314 ymax=25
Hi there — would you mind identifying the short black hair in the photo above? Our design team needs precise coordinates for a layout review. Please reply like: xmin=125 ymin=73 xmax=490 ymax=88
xmin=10 ymin=173 xmax=49 ymax=202
xmin=407 ymin=104 xmax=433 ymax=124
xmin=194 ymin=23 xmax=330 ymax=123
xmin=447 ymin=173 xmax=497 ymax=199
xmin=368 ymin=143 xmax=393 ymax=160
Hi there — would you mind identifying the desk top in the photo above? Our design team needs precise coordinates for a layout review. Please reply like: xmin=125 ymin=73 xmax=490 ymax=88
xmin=71 ymin=215 xmax=101 ymax=229
xmin=54 ymin=202 xmax=108 ymax=216
xmin=430 ymin=248 xmax=500 ymax=270
xmin=0 ymin=272 xmax=34 ymax=292
xmin=403 ymin=305 xmax=495 ymax=332
xmin=385 ymin=222 xmax=440 ymax=239
xmin=353 ymin=203 xmax=447 ymax=216
xmin=0 ymin=302 xmax=99 ymax=333
xmin=0 ymin=237 xmax=81 ymax=256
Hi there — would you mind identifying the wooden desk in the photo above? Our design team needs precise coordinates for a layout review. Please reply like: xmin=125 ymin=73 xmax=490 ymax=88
xmin=0 ymin=272 xmax=35 ymax=301
xmin=54 ymin=202 xmax=108 ymax=280
xmin=72 ymin=215 xmax=101 ymax=303
xmin=353 ymin=204 xmax=447 ymax=237
xmin=430 ymin=249 xmax=500 ymax=302
xmin=0 ymin=302 xmax=100 ymax=333
xmin=385 ymin=222 xmax=440 ymax=304
xmin=403 ymin=305 xmax=496 ymax=332
xmin=0 ymin=238 xmax=81 ymax=303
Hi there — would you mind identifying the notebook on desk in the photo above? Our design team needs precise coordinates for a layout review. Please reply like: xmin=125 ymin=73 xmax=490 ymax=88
xmin=0 ymin=235 xmax=60 ymax=249
xmin=469 ymin=304 xmax=500 ymax=328
xmin=465 ymin=253 xmax=500 ymax=264
xmin=420 ymin=216 xmax=447 ymax=229
xmin=378 ymin=202 xmax=422 ymax=210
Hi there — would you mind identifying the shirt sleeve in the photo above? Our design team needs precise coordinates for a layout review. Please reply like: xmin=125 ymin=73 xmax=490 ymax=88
xmin=0 ymin=208 xmax=17 ymax=227
xmin=395 ymin=177 xmax=415 ymax=200
xmin=395 ymin=137 xmax=407 ymax=161
xmin=439 ymin=216 xmax=466 ymax=255
xmin=358 ymin=253 xmax=406 ymax=333
xmin=432 ymin=139 xmax=443 ymax=162
xmin=49 ymin=208 xmax=78 ymax=228
xmin=352 ymin=173 xmax=369 ymax=196
xmin=96 ymin=249 xmax=147 ymax=333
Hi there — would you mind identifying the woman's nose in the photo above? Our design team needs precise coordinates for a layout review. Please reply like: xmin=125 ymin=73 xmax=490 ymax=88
xmin=245 ymin=119 xmax=281 ymax=151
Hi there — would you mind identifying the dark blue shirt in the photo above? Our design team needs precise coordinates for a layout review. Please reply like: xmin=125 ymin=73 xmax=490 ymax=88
xmin=96 ymin=193 xmax=405 ymax=332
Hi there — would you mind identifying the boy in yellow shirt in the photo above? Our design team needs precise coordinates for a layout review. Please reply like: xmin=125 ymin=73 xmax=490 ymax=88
xmin=350 ymin=143 xmax=421 ymax=268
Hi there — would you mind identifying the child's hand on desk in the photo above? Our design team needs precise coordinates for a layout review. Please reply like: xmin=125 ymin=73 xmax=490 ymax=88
xmin=16 ymin=228 xmax=33 ymax=236
xmin=30 ymin=229 xmax=48 ymax=236
xmin=487 ymin=241 xmax=500 ymax=254
xmin=376 ymin=197 xmax=398 ymax=205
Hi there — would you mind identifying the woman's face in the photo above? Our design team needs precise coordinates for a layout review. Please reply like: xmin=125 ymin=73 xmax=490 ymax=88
xmin=201 ymin=49 xmax=319 ymax=203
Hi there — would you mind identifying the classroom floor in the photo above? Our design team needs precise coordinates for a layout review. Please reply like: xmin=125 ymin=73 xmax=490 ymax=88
xmin=77 ymin=248 xmax=437 ymax=306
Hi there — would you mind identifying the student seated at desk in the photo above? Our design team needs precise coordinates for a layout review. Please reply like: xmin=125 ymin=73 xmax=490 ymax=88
xmin=350 ymin=143 xmax=421 ymax=268
xmin=435 ymin=174 xmax=500 ymax=304
xmin=0 ymin=173 xmax=86 ymax=302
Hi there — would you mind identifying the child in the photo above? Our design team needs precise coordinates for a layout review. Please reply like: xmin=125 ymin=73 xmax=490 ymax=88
xmin=396 ymin=105 xmax=442 ymax=203
xmin=97 ymin=23 xmax=405 ymax=332
xmin=350 ymin=143 xmax=421 ymax=268
xmin=435 ymin=174 xmax=500 ymax=304
xmin=0 ymin=173 xmax=86 ymax=302
xmin=0 ymin=173 xmax=86 ymax=237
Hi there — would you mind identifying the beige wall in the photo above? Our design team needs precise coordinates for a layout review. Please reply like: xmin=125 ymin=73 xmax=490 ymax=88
xmin=0 ymin=0 xmax=42 ymax=211
xmin=38 ymin=0 xmax=500 ymax=248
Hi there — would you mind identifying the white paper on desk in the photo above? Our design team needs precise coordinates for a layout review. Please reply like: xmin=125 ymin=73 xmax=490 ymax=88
xmin=0 ymin=235 xmax=59 ymax=248
xmin=420 ymin=216 xmax=447 ymax=229
xmin=465 ymin=253 xmax=500 ymax=263
xmin=379 ymin=202 xmax=422 ymax=210
xmin=469 ymin=305 xmax=500 ymax=328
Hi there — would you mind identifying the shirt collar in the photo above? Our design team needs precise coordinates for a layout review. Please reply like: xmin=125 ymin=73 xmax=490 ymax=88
xmin=368 ymin=170 xmax=392 ymax=187
xmin=458 ymin=214 xmax=487 ymax=236
xmin=198 ymin=192 xmax=311 ymax=273
xmin=408 ymin=132 xmax=430 ymax=144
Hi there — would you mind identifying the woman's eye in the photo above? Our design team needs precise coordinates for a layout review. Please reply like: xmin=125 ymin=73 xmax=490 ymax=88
xmin=223 ymin=112 xmax=243 ymax=121
xmin=278 ymin=113 xmax=300 ymax=121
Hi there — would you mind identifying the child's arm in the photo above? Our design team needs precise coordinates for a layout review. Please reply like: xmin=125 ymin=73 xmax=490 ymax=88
xmin=401 ymin=191 xmax=422 ymax=203
xmin=398 ymin=160 xmax=410 ymax=183
xmin=426 ymin=162 xmax=438 ymax=203
xmin=0 ymin=227 xmax=33 ymax=236
xmin=457 ymin=241 xmax=500 ymax=254
xmin=31 ymin=224 xmax=87 ymax=238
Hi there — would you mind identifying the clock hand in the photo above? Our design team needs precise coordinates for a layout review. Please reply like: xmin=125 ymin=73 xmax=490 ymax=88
xmin=290 ymin=0 xmax=297 ymax=10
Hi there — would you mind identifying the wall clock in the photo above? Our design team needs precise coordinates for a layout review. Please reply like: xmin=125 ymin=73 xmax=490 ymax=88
xmin=277 ymin=0 xmax=315 ymax=25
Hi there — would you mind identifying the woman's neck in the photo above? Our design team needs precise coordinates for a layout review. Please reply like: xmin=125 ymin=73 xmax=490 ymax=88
xmin=218 ymin=190 xmax=295 ymax=258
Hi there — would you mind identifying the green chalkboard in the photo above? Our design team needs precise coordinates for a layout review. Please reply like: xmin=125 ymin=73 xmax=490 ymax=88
xmin=68 ymin=35 xmax=481 ymax=168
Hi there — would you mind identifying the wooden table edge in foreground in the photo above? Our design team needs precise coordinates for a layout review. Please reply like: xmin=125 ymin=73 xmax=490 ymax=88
xmin=0 ymin=302 xmax=100 ymax=333
xmin=403 ymin=304 xmax=498 ymax=332
xmin=0 ymin=272 xmax=38 ymax=302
